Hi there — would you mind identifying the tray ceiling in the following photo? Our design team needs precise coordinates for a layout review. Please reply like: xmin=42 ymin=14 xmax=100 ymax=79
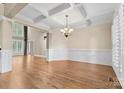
xmin=15 ymin=3 xmax=120 ymax=31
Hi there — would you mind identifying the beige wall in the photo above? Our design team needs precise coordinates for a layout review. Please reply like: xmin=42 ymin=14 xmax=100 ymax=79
xmin=49 ymin=31 xmax=68 ymax=49
xmin=28 ymin=27 xmax=47 ymax=56
xmin=0 ymin=4 xmax=4 ymax=15
xmin=49 ymin=23 xmax=112 ymax=49
xmin=4 ymin=3 xmax=27 ymax=18
xmin=0 ymin=21 xmax=2 ymax=48
xmin=0 ymin=20 xmax=12 ymax=50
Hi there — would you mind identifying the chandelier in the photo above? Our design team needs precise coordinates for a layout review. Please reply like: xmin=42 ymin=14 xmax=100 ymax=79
xmin=60 ymin=15 xmax=74 ymax=38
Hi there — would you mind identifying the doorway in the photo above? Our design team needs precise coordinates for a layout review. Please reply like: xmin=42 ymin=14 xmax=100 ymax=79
xmin=27 ymin=26 xmax=49 ymax=59
xmin=12 ymin=22 xmax=49 ymax=60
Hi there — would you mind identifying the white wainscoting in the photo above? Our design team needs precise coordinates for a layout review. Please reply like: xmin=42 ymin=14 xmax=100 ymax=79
xmin=48 ymin=49 xmax=112 ymax=66
xmin=0 ymin=50 xmax=12 ymax=73
xmin=48 ymin=49 xmax=69 ymax=61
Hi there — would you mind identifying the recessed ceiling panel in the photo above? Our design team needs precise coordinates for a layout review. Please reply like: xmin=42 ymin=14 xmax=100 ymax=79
xmin=41 ymin=17 xmax=63 ymax=29
xmin=83 ymin=3 xmax=120 ymax=19
xmin=29 ymin=3 xmax=61 ymax=16
xmin=90 ymin=12 xmax=114 ymax=25
xmin=15 ymin=3 xmax=119 ymax=31
xmin=18 ymin=5 xmax=42 ymax=19
xmin=51 ymin=8 xmax=84 ymax=25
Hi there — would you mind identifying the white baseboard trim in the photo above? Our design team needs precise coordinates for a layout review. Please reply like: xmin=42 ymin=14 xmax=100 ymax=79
xmin=34 ymin=55 xmax=47 ymax=58
xmin=12 ymin=54 xmax=24 ymax=56
xmin=48 ymin=49 xmax=112 ymax=66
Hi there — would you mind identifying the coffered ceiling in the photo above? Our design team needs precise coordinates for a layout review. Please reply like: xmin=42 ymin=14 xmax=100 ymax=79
xmin=14 ymin=3 xmax=120 ymax=31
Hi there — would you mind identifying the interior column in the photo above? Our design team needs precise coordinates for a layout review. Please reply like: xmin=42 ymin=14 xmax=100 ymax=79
xmin=0 ymin=18 xmax=12 ymax=73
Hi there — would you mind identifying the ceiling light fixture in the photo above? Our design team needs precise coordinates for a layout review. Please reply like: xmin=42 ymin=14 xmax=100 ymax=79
xmin=60 ymin=15 xmax=74 ymax=38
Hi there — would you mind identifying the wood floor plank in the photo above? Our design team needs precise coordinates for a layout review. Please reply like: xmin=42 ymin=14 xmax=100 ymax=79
xmin=0 ymin=55 xmax=122 ymax=89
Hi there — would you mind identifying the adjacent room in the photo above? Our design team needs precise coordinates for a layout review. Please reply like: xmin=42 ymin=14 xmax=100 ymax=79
xmin=0 ymin=3 xmax=124 ymax=89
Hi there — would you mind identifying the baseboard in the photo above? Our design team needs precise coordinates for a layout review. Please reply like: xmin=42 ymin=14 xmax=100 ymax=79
xmin=12 ymin=54 xmax=24 ymax=56
xmin=49 ymin=59 xmax=112 ymax=67
xmin=34 ymin=55 xmax=47 ymax=58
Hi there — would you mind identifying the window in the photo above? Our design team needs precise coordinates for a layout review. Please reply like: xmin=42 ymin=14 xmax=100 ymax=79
xmin=12 ymin=22 xmax=24 ymax=55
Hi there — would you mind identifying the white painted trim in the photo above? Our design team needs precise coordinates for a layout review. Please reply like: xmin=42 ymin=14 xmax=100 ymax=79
xmin=14 ymin=14 xmax=50 ymax=31
xmin=0 ymin=50 xmax=12 ymax=73
xmin=34 ymin=54 xmax=47 ymax=58
xmin=48 ymin=48 xmax=112 ymax=66
xmin=0 ymin=15 xmax=13 ymax=22
xmin=12 ymin=53 xmax=24 ymax=56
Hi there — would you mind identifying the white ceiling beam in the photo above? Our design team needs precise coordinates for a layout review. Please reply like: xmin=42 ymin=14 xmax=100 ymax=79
xmin=48 ymin=3 xmax=71 ymax=16
xmin=69 ymin=3 xmax=87 ymax=18
xmin=33 ymin=14 xmax=46 ymax=23
xmin=29 ymin=4 xmax=48 ymax=23
xmin=77 ymin=5 xmax=87 ymax=18
xmin=14 ymin=15 xmax=50 ymax=31
xmin=70 ymin=3 xmax=89 ymax=28
xmin=4 ymin=3 xmax=28 ymax=18
xmin=33 ymin=3 xmax=72 ymax=26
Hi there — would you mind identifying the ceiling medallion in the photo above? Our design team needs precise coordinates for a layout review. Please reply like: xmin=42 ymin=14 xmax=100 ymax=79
xmin=60 ymin=15 xmax=74 ymax=38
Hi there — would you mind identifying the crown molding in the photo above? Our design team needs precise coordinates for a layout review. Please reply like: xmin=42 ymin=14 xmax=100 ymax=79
xmin=14 ymin=15 xmax=50 ymax=31
xmin=0 ymin=15 xmax=13 ymax=22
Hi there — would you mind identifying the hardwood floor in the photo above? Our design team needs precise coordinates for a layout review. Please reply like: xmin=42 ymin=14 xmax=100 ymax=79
xmin=0 ymin=55 xmax=121 ymax=89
